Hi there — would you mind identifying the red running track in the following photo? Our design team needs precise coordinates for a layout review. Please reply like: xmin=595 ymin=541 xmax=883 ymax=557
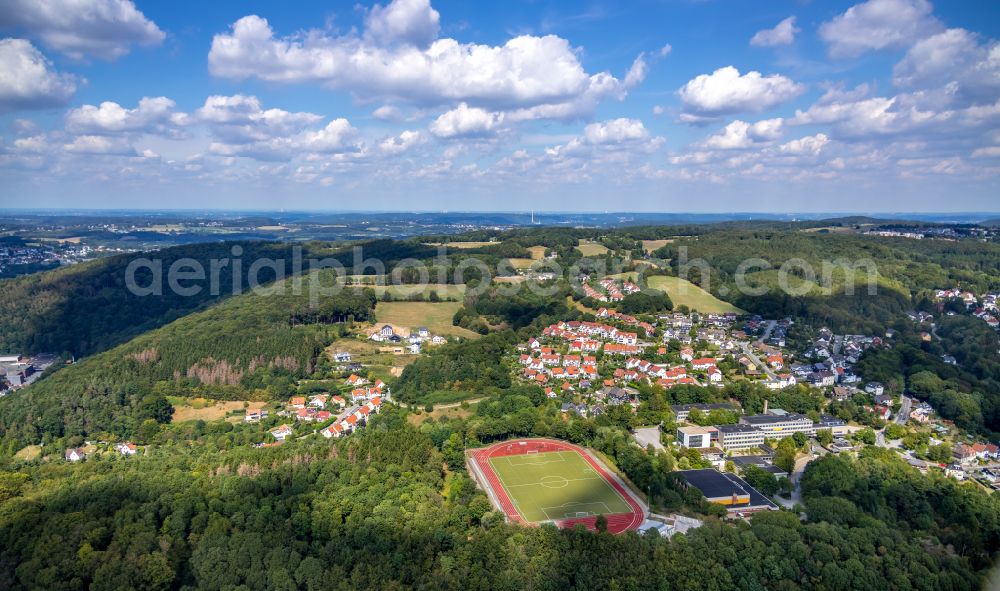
xmin=470 ymin=438 xmax=644 ymax=534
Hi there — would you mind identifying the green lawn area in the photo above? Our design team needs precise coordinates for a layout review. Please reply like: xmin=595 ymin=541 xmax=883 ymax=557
xmin=576 ymin=240 xmax=610 ymax=257
xmin=646 ymin=275 xmax=744 ymax=314
xmin=375 ymin=301 xmax=481 ymax=338
xmin=415 ymin=389 xmax=480 ymax=405
xmin=488 ymin=450 xmax=632 ymax=523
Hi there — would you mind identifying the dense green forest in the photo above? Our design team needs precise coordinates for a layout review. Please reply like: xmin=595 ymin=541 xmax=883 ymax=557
xmin=0 ymin=239 xmax=441 ymax=359
xmin=0 ymin=411 xmax=996 ymax=590
xmin=0 ymin=273 xmax=376 ymax=450
xmin=0 ymin=242 xmax=302 ymax=357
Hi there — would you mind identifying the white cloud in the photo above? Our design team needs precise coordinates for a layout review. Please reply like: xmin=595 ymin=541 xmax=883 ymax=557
xmin=0 ymin=39 xmax=77 ymax=113
xmin=380 ymin=130 xmax=424 ymax=154
xmin=63 ymin=134 xmax=136 ymax=155
xmin=12 ymin=134 xmax=48 ymax=152
xmin=196 ymin=95 xmax=323 ymax=143
xmin=66 ymin=97 xmax=183 ymax=134
xmin=373 ymin=105 xmax=403 ymax=121
xmin=678 ymin=66 xmax=804 ymax=121
xmin=972 ymin=146 xmax=1000 ymax=158
xmin=365 ymin=0 xmax=439 ymax=48
xmin=429 ymin=103 xmax=504 ymax=138
xmin=208 ymin=2 xmax=643 ymax=120
xmin=817 ymin=83 xmax=871 ymax=105
xmin=582 ymin=118 xmax=651 ymax=144
xmin=0 ymin=0 xmax=165 ymax=60
xmin=547 ymin=118 xmax=664 ymax=158
xmin=295 ymin=119 xmax=360 ymax=153
xmin=819 ymin=0 xmax=940 ymax=59
xmin=652 ymin=105 xmax=664 ymax=116
xmin=623 ymin=54 xmax=649 ymax=88
xmin=790 ymin=96 xmax=947 ymax=138
xmin=780 ymin=133 xmax=830 ymax=155
xmin=893 ymin=29 xmax=1000 ymax=104
xmin=750 ymin=17 xmax=799 ymax=47
xmin=701 ymin=118 xmax=784 ymax=149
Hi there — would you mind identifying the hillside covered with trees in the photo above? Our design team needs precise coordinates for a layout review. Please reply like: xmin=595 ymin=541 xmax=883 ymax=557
xmin=0 ymin=273 xmax=376 ymax=450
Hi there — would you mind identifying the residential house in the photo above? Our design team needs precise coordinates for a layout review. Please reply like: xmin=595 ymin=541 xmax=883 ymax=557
xmin=65 ymin=448 xmax=86 ymax=462
xmin=270 ymin=424 xmax=294 ymax=441
xmin=115 ymin=442 xmax=138 ymax=456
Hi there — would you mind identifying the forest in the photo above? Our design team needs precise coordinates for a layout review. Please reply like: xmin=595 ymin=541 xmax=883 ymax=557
xmin=0 ymin=409 xmax=997 ymax=590
xmin=0 ymin=274 xmax=376 ymax=451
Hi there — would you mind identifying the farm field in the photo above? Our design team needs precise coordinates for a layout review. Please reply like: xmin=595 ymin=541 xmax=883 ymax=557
xmin=423 ymin=241 xmax=496 ymax=249
xmin=641 ymin=239 xmax=673 ymax=253
xmin=646 ymin=276 xmax=744 ymax=314
xmin=168 ymin=398 xmax=266 ymax=423
xmin=337 ymin=278 xmax=466 ymax=300
xmin=527 ymin=246 xmax=547 ymax=259
xmin=375 ymin=301 xmax=481 ymax=338
xmin=576 ymin=240 xmax=610 ymax=256
xmin=505 ymin=258 xmax=536 ymax=270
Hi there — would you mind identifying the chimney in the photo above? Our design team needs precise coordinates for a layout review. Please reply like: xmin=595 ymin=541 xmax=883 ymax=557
xmin=763 ymin=399 xmax=769 ymax=414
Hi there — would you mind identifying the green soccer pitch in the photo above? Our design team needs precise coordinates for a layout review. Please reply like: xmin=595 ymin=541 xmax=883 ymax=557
xmin=486 ymin=450 xmax=634 ymax=523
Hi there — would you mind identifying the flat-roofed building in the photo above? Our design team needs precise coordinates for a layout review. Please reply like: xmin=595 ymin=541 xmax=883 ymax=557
xmin=740 ymin=413 xmax=814 ymax=438
xmin=676 ymin=425 xmax=717 ymax=449
xmin=717 ymin=423 xmax=765 ymax=450
xmin=815 ymin=414 xmax=849 ymax=436
xmin=677 ymin=469 xmax=777 ymax=515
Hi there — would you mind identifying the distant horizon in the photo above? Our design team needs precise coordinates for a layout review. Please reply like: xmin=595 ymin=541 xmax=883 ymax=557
xmin=3 ymin=207 xmax=1000 ymax=216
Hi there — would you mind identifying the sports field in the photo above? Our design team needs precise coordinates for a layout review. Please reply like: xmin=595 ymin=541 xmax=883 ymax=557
xmin=488 ymin=450 xmax=632 ymax=522
xmin=469 ymin=439 xmax=644 ymax=533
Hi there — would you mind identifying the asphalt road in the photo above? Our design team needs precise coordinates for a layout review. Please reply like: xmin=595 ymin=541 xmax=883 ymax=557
xmin=896 ymin=395 xmax=912 ymax=424
xmin=741 ymin=342 xmax=777 ymax=380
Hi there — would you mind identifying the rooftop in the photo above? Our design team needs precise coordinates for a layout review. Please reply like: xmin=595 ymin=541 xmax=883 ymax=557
xmin=742 ymin=413 xmax=811 ymax=425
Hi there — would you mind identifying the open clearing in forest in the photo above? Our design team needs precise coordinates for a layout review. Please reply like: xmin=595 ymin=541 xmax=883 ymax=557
xmin=169 ymin=398 xmax=266 ymax=423
xmin=646 ymin=276 xmax=744 ymax=314
xmin=375 ymin=301 xmax=481 ymax=338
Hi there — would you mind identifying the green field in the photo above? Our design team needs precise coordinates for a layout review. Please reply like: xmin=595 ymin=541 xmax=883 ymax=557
xmin=375 ymin=301 xmax=481 ymax=338
xmin=646 ymin=275 xmax=744 ymax=314
xmin=488 ymin=450 xmax=632 ymax=522
xmin=576 ymin=240 xmax=610 ymax=257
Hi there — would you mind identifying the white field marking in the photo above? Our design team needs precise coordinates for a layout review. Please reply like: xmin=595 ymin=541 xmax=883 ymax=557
xmin=503 ymin=451 xmax=572 ymax=468
xmin=539 ymin=475 xmax=569 ymax=488
xmin=578 ymin=454 xmax=637 ymax=513
xmin=504 ymin=474 xmax=603 ymax=488
xmin=540 ymin=501 xmax=613 ymax=521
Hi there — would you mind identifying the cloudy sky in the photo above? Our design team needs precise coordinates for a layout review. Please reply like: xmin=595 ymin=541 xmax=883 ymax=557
xmin=0 ymin=0 xmax=998 ymax=212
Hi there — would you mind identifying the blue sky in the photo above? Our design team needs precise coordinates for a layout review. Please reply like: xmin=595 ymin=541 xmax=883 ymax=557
xmin=1 ymin=0 xmax=999 ymax=212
